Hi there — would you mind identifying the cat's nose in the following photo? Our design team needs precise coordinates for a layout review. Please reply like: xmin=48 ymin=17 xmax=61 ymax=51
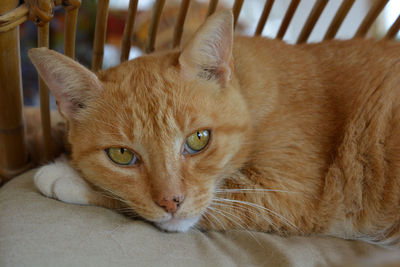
xmin=155 ymin=194 xmax=185 ymax=214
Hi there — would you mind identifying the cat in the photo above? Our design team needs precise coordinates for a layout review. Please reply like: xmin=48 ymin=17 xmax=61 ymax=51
xmin=28 ymin=10 xmax=400 ymax=246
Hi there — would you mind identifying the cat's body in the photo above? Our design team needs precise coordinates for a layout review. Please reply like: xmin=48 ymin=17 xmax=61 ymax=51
xmin=29 ymin=11 xmax=400 ymax=246
xmin=221 ymin=37 xmax=400 ymax=244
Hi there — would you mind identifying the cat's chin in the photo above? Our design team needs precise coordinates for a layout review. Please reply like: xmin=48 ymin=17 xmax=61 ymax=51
xmin=155 ymin=216 xmax=200 ymax=232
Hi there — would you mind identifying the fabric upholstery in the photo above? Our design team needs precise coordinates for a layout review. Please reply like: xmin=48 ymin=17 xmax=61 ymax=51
xmin=0 ymin=169 xmax=397 ymax=267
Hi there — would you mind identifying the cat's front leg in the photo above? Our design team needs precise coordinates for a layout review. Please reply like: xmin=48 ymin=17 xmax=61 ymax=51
xmin=34 ymin=155 xmax=99 ymax=205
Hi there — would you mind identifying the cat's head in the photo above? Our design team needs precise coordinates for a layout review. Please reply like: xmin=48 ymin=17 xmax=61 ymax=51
xmin=29 ymin=10 xmax=250 ymax=232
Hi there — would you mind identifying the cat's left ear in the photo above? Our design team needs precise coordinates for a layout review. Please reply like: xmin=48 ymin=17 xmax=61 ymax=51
xmin=28 ymin=48 xmax=102 ymax=122
xmin=179 ymin=10 xmax=233 ymax=85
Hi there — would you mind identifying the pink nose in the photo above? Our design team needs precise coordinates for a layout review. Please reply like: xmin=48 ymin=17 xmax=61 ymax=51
xmin=155 ymin=195 xmax=185 ymax=214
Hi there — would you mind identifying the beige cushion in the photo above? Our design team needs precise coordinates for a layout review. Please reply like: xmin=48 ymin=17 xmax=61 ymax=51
xmin=0 ymin=169 xmax=396 ymax=267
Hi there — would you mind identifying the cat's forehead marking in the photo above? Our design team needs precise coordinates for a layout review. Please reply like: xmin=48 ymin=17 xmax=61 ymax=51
xmin=98 ymin=52 xmax=215 ymax=148
xmin=113 ymin=88 xmax=183 ymax=146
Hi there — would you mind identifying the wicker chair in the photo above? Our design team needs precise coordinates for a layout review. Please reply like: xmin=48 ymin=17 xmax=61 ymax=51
xmin=0 ymin=1 xmax=399 ymax=266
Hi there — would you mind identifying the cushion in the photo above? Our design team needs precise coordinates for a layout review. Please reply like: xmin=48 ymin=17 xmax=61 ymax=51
xmin=0 ymin=169 xmax=397 ymax=267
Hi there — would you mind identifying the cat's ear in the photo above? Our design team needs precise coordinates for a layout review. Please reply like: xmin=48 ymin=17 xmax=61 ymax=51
xmin=28 ymin=48 xmax=102 ymax=121
xmin=179 ymin=10 xmax=233 ymax=85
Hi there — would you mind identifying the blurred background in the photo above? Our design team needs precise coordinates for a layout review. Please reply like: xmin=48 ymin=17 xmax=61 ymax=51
xmin=20 ymin=0 xmax=400 ymax=107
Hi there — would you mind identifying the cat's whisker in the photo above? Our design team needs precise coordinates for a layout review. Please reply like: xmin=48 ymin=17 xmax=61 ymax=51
xmin=97 ymin=191 xmax=140 ymax=219
xmin=204 ymin=207 xmax=226 ymax=231
xmin=210 ymin=201 xmax=278 ymax=230
xmin=207 ymin=206 xmax=246 ymax=230
xmin=98 ymin=191 xmax=123 ymax=202
xmin=216 ymin=186 xmax=323 ymax=202
xmin=99 ymin=193 xmax=134 ymax=211
xmin=189 ymin=225 xmax=203 ymax=234
xmin=215 ymin=188 xmax=301 ymax=194
xmin=213 ymin=199 xmax=278 ymax=230
xmin=202 ymin=212 xmax=216 ymax=230
xmin=213 ymin=197 xmax=292 ymax=230
xmin=98 ymin=190 xmax=123 ymax=201
xmin=201 ymin=212 xmax=216 ymax=230
xmin=213 ymin=197 xmax=301 ymax=233
xmin=207 ymin=206 xmax=262 ymax=246
xmin=97 ymin=186 xmax=132 ymax=207
xmin=116 ymin=207 xmax=136 ymax=212
xmin=117 ymin=210 xmax=140 ymax=219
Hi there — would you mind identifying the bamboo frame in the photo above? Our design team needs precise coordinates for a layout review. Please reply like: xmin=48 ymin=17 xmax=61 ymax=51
xmin=120 ymin=0 xmax=138 ymax=62
xmin=0 ymin=0 xmax=399 ymax=183
xmin=323 ymin=0 xmax=355 ymax=40
xmin=297 ymin=0 xmax=328 ymax=44
xmin=37 ymin=23 xmax=52 ymax=161
xmin=276 ymin=0 xmax=300 ymax=40
xmin=232 ymin=0 xmax=243 ymax=28
xmin=207 ymin=0 xmax=219 ymax=17
xmin=64 ymin=4 xmax=80 ymax=58
xmin=92 ymin=0 xmax=110 ymax=72
xmin=145 ymin=0 xmax=165 ymax=54
xmin=254 ymin=0 xmax=275 ymax=36
xmin=0 ymin=4 xmax=28 ymax=33
xmin=172 ymin=0 xmax=190 ymax=48
xmin=385 ymin=15 xmax=400 ymax=40
xmin=0 ymin=0 xmax=29 ymax=183
xmin=354 ymin=0 xmax=389 ymax=38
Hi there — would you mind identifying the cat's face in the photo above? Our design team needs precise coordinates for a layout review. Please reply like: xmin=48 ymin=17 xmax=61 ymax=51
xmin=29 ymin=11 xmax=248 ymax=231
xmin=68 ymin=52 xmax=249 ymax=231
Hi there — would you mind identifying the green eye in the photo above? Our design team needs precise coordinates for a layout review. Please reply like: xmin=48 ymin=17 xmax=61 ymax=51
xmin=106 ymin=147 xmax=137 ymax=166
xmin=184 ymin=130 xmax=210 ymax=154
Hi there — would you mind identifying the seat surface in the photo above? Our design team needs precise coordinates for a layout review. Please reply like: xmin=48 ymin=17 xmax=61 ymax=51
xmin=0 ymin=169 xmax=396 ymax=267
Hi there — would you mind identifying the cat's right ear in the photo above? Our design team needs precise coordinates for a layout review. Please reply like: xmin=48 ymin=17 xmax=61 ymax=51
xmin=179 ymin=10 xmax=233 ymax=86
xmin=28 ymin=48 xmax=102 ymax=121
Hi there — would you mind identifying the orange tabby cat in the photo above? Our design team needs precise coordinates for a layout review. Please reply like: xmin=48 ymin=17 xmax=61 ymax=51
xmin=29 ymin=11 xmax=400 ymax=246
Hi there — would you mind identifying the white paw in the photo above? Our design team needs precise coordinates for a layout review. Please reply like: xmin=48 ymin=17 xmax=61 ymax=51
xmin=34 ymin=155 xmax=92 ymax=205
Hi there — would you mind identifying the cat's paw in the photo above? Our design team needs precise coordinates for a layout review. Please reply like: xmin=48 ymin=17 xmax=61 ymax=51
xmin=34 ymin=156 xmax=92 ymax=205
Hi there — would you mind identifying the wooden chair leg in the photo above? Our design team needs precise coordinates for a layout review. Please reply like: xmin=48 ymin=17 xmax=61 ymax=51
xmin=0 ymin=0 xmax=31 ymax=184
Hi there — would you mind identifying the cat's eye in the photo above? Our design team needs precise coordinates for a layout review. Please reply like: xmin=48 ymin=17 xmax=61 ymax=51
xmin=184 ymin=130 xmax=210 ymax=154
xmin=106 ymin=147 xmax=137 ymax=166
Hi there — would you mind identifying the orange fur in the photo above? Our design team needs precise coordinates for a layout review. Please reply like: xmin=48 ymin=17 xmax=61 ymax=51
xmin=29 ymin=11 xmax=400 ymax=246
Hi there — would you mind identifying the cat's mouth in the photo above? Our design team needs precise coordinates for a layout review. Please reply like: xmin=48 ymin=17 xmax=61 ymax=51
xmin=154 ymin=215 xmax=200 ymax=232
